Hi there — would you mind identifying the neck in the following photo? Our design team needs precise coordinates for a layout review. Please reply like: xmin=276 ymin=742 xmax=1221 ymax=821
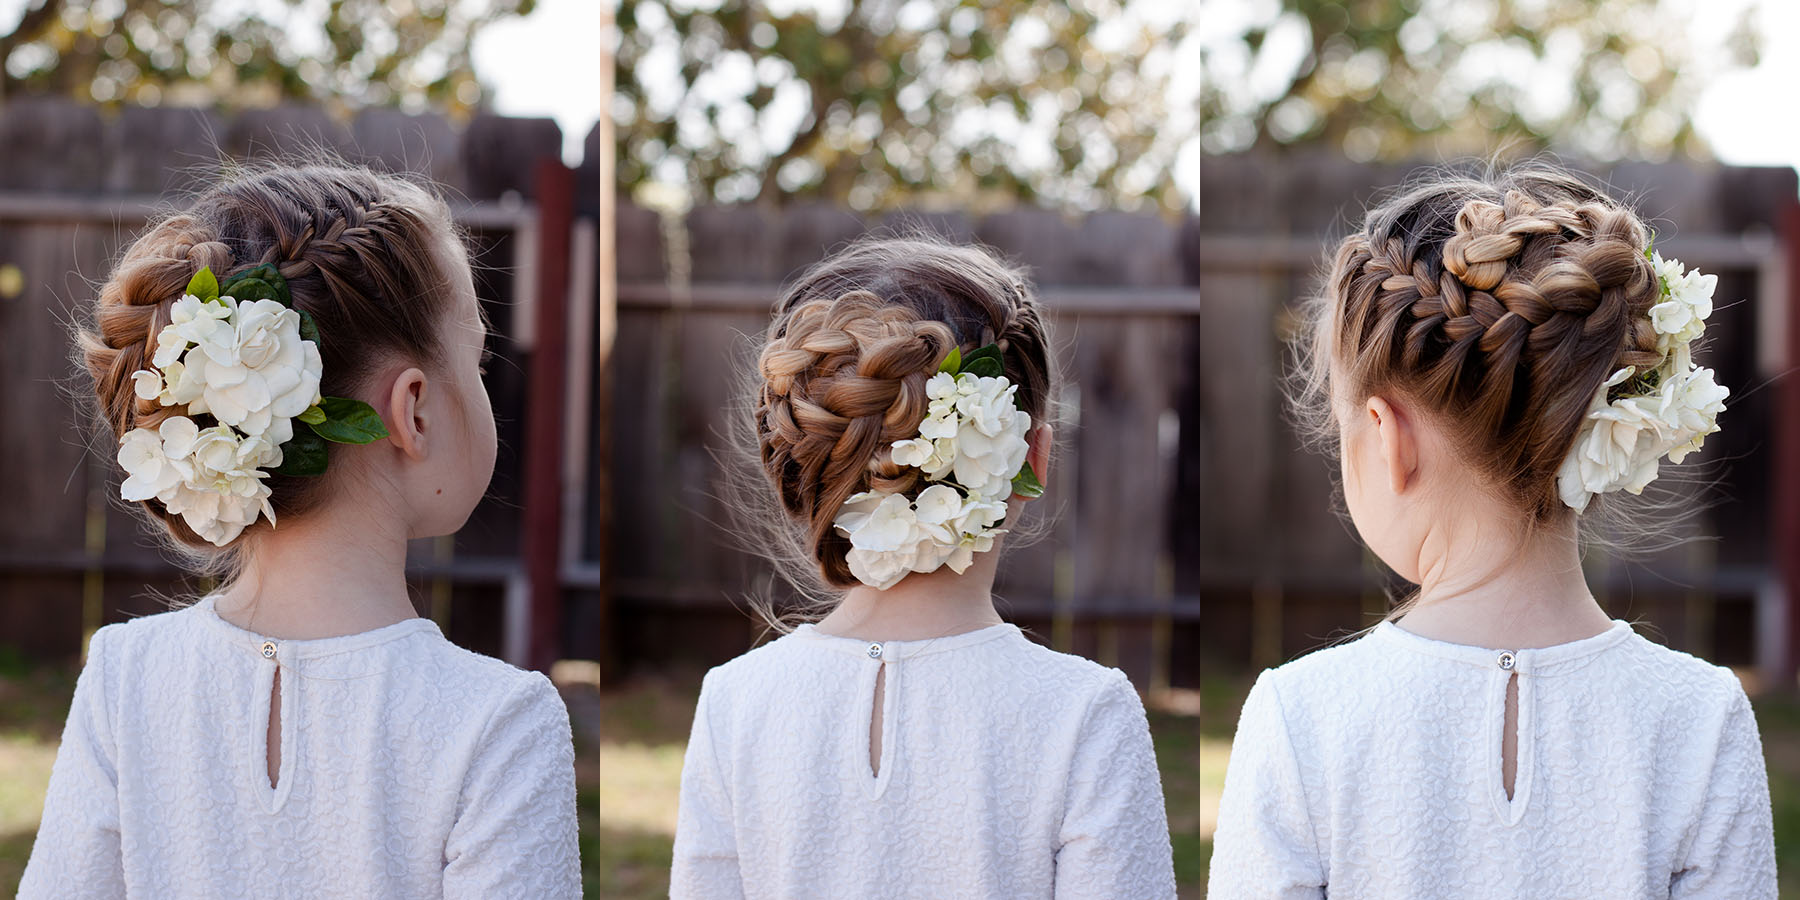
xmin=814 ymin=543 xmax=1006 ymax=642
xmin=213 ymin=490 xmax=419 ymax=640
xmin=1395 ymin=512 xmax=1613 ymax=650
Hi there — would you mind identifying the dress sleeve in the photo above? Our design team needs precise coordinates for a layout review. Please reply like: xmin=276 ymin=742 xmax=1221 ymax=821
xmin=669 ymin=669 xmax=745 ymax=900
xmin=18 ymin=626 xmax=125 ymax=899
xmin=1207 ymin=670 xmax=1326 ymax=899
xmin=1053 ymin=670 xmax=1177 ymax=900
xmin=1670 ymin=681 xmax=1777 ymax=899
xmin=442 ymin=673 xmax=581 ymax=900
xmin=670 ymin=669 xmax=745 ymax=900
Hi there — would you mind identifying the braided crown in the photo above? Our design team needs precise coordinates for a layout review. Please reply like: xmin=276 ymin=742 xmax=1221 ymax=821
xmin=1329 ymin=184 xmax=1665 ymax=517
xmin=79 ymin=165 xmax=456 ymax=550
xmin=757 ymin=291 xmax=956 ymax=587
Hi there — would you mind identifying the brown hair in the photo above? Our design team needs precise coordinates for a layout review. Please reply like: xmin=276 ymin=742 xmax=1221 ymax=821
xmin=1294 ymin=164 xmax=1665 ymax=521
xmin=748 ymin=234 xmax=1055 ymax=597
xmin=78 ymin=162 xmax=463 ymax=553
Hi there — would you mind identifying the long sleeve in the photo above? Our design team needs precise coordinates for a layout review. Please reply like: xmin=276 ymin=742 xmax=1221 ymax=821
xmin=18 ymin=626 xmax=125 ymax=900
xmin=1670 ymin=684 xmax=1777 ymax=899
xmin=442 ymin=673 xmax=581 ymax=900
xmin=1053 ymin=671 xmax=1176 ymax=900
xmin=670 ymin=669 xmax=745 ymax=900
xmin=1207 ymin=670 xmax=1326 ymax=899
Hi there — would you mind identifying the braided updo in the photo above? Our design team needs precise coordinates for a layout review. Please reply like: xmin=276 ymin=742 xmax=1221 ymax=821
xmin=1298 ymin=165 xmax=1667 ymax=520
xmin=78 ymin=163 xmax=462 ymax=551
xmin=752 ymin=235 xmax=1054 ymax=592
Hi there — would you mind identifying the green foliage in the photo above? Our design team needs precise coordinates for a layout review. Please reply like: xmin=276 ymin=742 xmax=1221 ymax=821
xmin=1201 ymin=0 xmax=1762 ymax=161
xmin=613 ymin=0 xmax=1193 ymax=212
xmin=273 ymin=428 xmax=328 ymax=476
xmin=309 ymin=396 xmax=389 ymax=444
xmin=185 ymin=266 xmax=219 ymax=304
xmin=0 ymin=0 xmax=536 ymax=114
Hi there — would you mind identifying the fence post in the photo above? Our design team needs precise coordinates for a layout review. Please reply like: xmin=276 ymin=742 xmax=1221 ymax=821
xmin=1778 ymin=198 xmax=1800 ymax=690
xmin=526 ymin=160 xmax=575 ymax=672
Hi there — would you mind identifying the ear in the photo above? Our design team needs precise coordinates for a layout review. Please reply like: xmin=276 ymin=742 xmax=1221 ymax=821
xmin=1015 ymin=423 xmax=1052 ymax=501
xmin=1366 ymin=395 xmax=1418 ymax=495
xmin=384 ymin=367 xmax=431 ymax=462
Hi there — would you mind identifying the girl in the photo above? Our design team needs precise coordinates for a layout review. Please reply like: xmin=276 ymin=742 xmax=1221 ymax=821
xmin=1208 ymin=166 xmax=1776 ymax=898
xmin=669 ymin=237 xmax=1177 ymax=898
xmin=19 ymin=163 xmax=580 ymax=898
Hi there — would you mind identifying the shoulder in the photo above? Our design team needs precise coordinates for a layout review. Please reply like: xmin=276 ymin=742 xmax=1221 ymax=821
xmin=91 ymin=600 xmax=210 ymax=651
xmin=1605 ymin=628 xmax=1750 ymax=725
xmin=416 ymin=638 xmax=569 ymax=732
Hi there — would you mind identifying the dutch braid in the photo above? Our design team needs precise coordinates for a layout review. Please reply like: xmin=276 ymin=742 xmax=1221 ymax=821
xmin=78 ymin=163 xmax=460 ymax=553
xmin=1316 ymin=173 xmax=1668 ymax=518
xmin=750 ymin=236 xmax=1056 ymax=592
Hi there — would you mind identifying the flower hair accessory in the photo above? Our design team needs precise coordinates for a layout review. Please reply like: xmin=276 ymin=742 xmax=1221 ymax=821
xmin=1556 ymin=249 xmax=1729 ymax=512
xmin=831 ymin=343 xmax=1043 ymax=590
xmin=118 ymin=266 xmax=390 ymax=546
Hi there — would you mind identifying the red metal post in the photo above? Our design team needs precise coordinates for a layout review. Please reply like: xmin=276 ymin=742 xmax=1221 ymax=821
xmin=526 ymin=159 xmax=575 ymax=672
xmin=1780 ymin=197 xmax=1800 ymax=690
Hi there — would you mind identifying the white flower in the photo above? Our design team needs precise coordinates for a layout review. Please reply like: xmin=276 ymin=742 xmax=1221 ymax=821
xmin=131 ymin=369 xmax=163 ymax=401
xmin=118 ymin=416 xmax=198 ymax=502
xmin=176 ymin=297 xmax=322 ymax=436
xmin=1656 ymin=365 xmax=1728 ymax=463
xmin=952 ymin=375 xmax=1019 ymax=436
xmin=912 ymin=484 xmax=965 ymax=528
xmin=952 ymin=413 xmax=1031 ymax=502
xmin=1649 ymin=253 xmax=1716 ymax=356
xmin=1557 ymin=357 xmax=1730 ymax=511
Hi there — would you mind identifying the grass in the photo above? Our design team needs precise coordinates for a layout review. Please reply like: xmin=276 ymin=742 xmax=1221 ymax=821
xmin=1198 ymin=674 xmax=1800 ymax=898
xmin=598 ymin=668 xmax=1205 ymax=900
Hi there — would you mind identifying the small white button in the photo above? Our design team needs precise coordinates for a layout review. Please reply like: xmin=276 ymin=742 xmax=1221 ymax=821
xmin=1497 ymin=651 xmax=1516 ymax=671
xmin=260 ymin=641 xmax=278 ymax=660
xmin=867 ymin=642 xmax=883 ymax=660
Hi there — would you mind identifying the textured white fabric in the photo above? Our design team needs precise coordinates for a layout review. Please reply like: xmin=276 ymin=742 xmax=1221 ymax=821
xmin=670 ymin=623 xmax=1176 ymax=899
xmin=1209 ymin=619 xmax=1777 ymax=899
xmin=19 ymin=596 xmax=580 ymax=900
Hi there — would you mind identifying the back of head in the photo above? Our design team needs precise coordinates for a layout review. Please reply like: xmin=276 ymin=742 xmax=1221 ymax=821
xmin=1297 ymin=164 xmax=1684 ymax=522
xmin=748 ymin=234 xmax=1055 ymax=600
xmin=80 ymin=162 xmax=461 ymax=557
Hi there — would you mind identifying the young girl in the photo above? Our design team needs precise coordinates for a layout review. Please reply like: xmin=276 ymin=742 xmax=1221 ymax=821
xmin=19 ymin=163 xmax=580 ymax=898
xmin=1208 ymin=166 xmax=1776 ymax=897
xmin=669 ymin=237 xmax=1177 ymax=898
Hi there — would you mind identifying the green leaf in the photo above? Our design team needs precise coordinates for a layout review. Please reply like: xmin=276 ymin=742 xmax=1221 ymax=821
xmin=297 ymin=308 xmax=321 ymax=348
xmin=272 ymin=428 xmax=328 ymax=477
xmin=961 ymin=343 xmax=1005 ymax=378
xmin=223 ymin=264 xmax=292 ymax=307
xmin=962 ymin=355 xmax=1003 ymax=378
xmin=1011 ymin=460 xmax=1044 ymax=499
xmin=937 ymin=346 xmax=962 ymax=374
xmin=308 ymin=396 xmax=390 ymax=444
xmin=186 ymin=266 xmax=219 ymax=304
xmin=297 ymin=404 xmax=326 ymax=426
xmin=225 ymin=277 xmax=281 ymax=305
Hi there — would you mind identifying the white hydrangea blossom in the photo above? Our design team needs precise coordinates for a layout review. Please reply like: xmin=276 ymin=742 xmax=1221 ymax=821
xmin=831 ymin=369 xmax=1034 ymax=590
xmin=116 ymin=288 xmax=324 ymax=546
xmin=1556 ymin=254 xmax=1729 ymax=512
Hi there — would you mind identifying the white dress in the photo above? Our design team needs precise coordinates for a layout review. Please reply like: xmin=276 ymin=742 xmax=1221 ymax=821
xmin=670 ymin=623 xmax=1176 ymax=899
xmin=1208 ymin=619 xmax=1776 ymax=899
xmin=18 ymin=596 xmax=580 ymax=900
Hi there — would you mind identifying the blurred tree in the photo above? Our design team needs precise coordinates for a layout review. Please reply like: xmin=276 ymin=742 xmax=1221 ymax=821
xmin=612 ymin=0 xmax=1194 ymax=213
xmin=1200 ymin=0 xmax=1761 ymax=161
xmin=0 ymin=0 xmax=534 ymax=115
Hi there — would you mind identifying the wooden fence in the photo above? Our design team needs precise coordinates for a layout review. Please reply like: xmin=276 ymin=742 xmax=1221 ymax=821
xmin=602 ymin=203 xmax=1201 ymax=690
xmin=1198 ymin=152 xmax=1800 ymax=683
xmin=0 ymin=99 xmax=599 ymax=666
